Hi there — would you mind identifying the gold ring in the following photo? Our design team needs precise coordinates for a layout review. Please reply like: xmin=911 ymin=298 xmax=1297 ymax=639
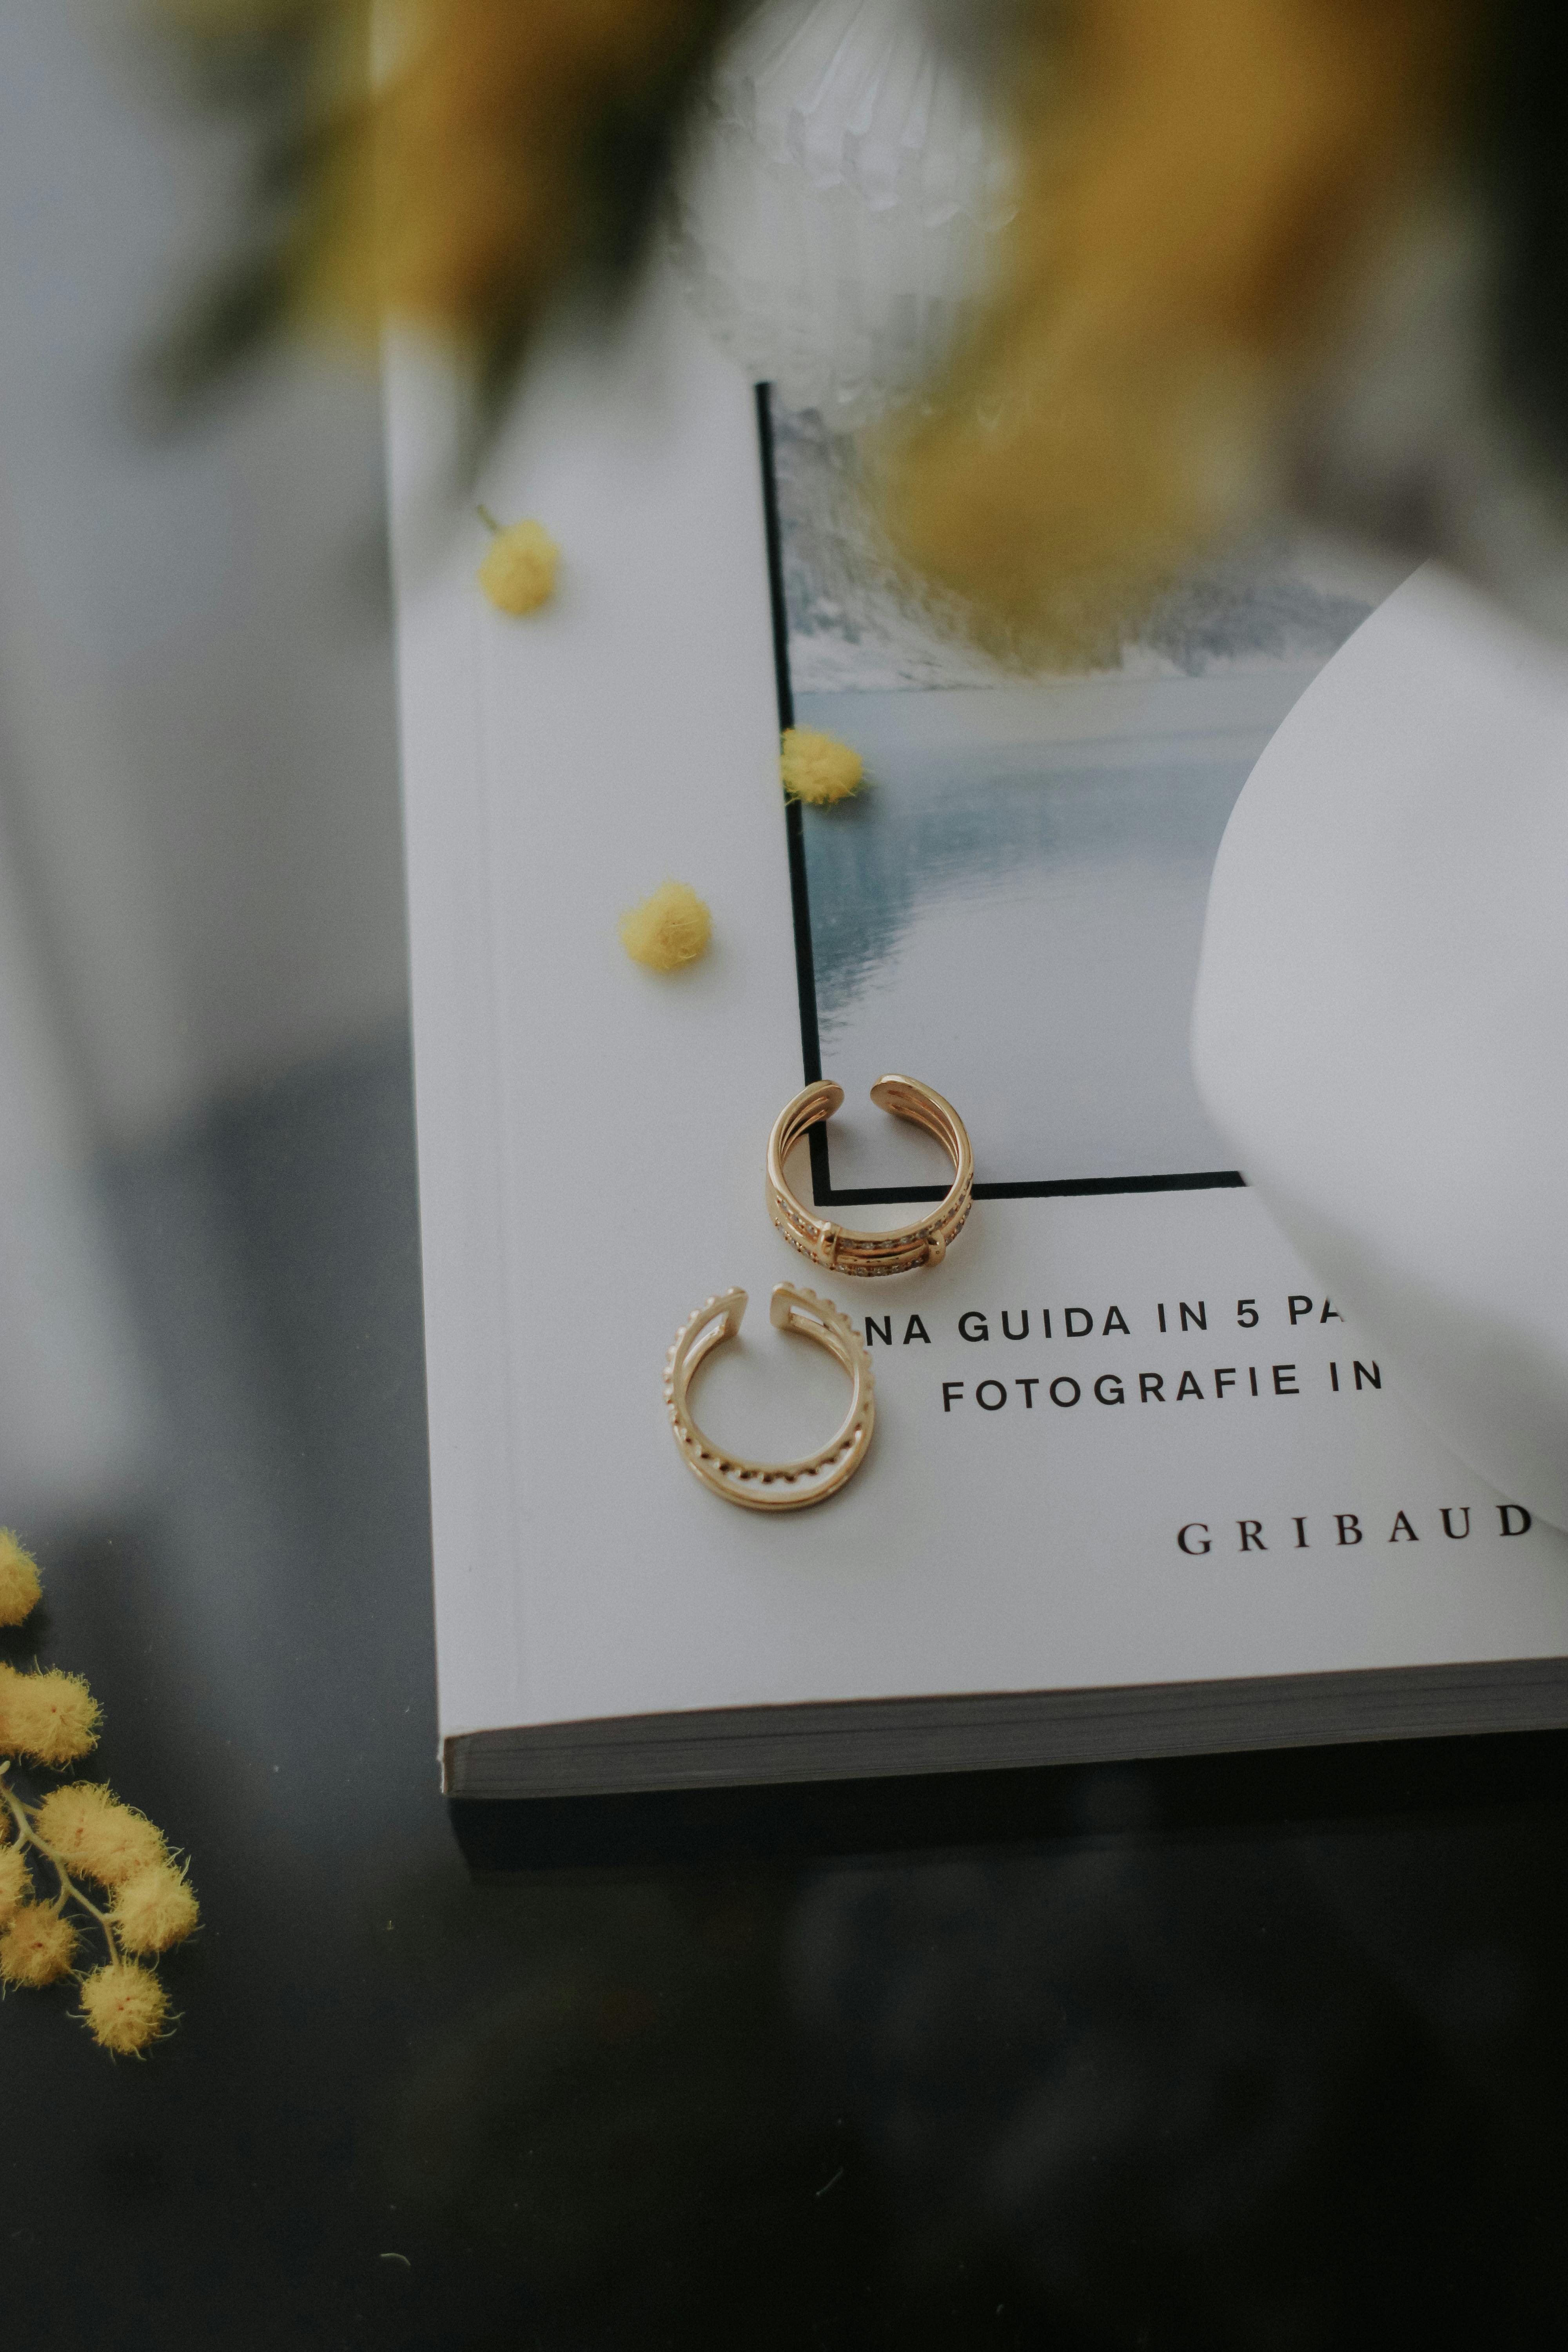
xmin=766 ymin=1075 xmax=974 ymax=1277
xmin=664 ymin=1284 xmax=875 ymax=1511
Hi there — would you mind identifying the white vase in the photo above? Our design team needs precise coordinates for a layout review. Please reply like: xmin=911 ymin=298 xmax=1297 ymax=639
xmin=1193 ymin=561 xmax=1568 ymax=1528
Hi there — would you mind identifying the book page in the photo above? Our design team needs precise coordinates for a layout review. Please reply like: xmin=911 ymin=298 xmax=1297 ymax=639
xmin=387 ymin=274 xmax=1568 ymax=1749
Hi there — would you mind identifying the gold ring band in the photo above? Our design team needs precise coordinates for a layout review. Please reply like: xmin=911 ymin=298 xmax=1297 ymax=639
xmin=766 ymin=1075 xmax=974 ymax=1277
xmin=664 ymin=1284 xmax=875 ymax=1510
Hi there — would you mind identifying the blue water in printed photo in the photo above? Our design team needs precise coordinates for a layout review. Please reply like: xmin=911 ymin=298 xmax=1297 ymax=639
xmin=795 ymin=678 xmax=1308 ymax=1190
xmin=769 ymin=401 xmax=1400 ymax=1195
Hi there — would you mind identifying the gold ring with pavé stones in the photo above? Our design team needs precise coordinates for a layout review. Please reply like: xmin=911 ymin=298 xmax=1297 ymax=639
xmin=766 ymin=1076 xmax=973 ymax=1277
xmin=663 ymin=1284 xmax=874 ymax=1511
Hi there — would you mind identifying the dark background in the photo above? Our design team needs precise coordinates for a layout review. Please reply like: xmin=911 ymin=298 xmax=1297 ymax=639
xmin=6 ymin=1034 xmax=1568 ymax=2350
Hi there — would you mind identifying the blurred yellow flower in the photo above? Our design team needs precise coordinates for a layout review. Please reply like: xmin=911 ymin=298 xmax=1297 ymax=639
xmin=78 ymin=1964 xmax=171 ymax=2057
xmin=0 ymin=1530 xmax=42 ymax=1629
xmin=0 ymin=1904 xmax=77 ymax=1988
xmin=0 ymin=1841 xmax=29 ymax=1927
xmin=0 ymin=1541 xmax=198 ymax=2054
xmin=878 ymin=0 xmax=1475 ymax=665
xmin=33 ymin=1784 xmax=167 ymax=1887
xmin=0 ymin=1665 xmax=102 ymax=1766
xmin=112 ymin=1862 xmax=201 ymax=1956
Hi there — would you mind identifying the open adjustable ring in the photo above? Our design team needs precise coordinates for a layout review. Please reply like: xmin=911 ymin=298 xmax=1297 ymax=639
xmin=664 ymin=1284 xmax=875 ymax=1510
xmin=766 ymin=1075 xmax=974 ymax=1277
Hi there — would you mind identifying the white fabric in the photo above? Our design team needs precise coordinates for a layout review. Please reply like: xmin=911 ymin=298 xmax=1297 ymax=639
xmin=1193 ymin=563 xmax=1568 ymax=1528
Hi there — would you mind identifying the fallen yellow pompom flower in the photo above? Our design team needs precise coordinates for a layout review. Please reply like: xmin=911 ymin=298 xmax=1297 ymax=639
xmin=619 ymin=880 xmax=712 ymax=973
xmin=78 ymin=1962 xmax=169 ymax=2056
xmin=0 ymin=1903 xmax=76 ymax=1987
xmin=780 ymin=727 xmax=864 ymax=806
xmin=0 ymin=1529 xmax=41 ymax=1628
xmin=0 ymin=1842 xmax=29 ymax=1927
xmin=111 ymin=1861 xmax=200 ymax=1956
xmin=0 ymin=1662 xmax=101 ymax=1765
xmin=477 ymin=514 xmax=559 ymax=614
xmin=33 ymin=1783 xmax=166 ymax=1886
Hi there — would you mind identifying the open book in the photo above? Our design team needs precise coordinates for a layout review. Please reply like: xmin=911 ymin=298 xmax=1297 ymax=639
xmin=387 ymin=276 xmax=1568 ymax=1801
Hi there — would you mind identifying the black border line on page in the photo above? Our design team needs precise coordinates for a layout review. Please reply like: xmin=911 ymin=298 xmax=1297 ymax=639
xmin=753 ymin=383 xmax=1244 ymax=1209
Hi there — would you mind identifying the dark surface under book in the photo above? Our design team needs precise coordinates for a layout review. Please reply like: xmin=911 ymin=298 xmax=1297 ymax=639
xmin=448 ymin=1718 xmax=1568 ymax=1875
xmin=444 ymin=1654 xmax=1568 ymax=1805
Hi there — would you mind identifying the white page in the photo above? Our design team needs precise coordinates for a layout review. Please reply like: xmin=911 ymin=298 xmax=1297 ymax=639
xmin=387 ymin=272 xmax=1568 ymax=1750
